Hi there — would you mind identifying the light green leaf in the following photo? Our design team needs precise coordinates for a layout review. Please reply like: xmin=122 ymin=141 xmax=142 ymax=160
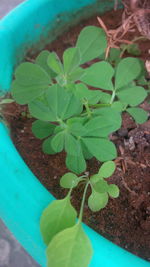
xmin=82 ymin=137 xmax=117 ymax=162
xmin=92 ymin=107 xmax=122 ymax=133
xmin=63 ymin=47 xmax=81 ymax=74
xmin=127 ymin=107 xmax=148 ymax=124
xmin=92 ymin=179 xmax=109 ymax=193
xmin=98 ymin=161 xmax=116 ymax=178
xmin=51 ymin=131 xmax=65 ymax=153
xmin=11 ymin=63 xmax=51 ymax=104
xmin=75 ymin=83 xmax=102 ymax=104
xmin=108 ymin=184 xmax=119 ymax=198
xmin=60 ymin=173 xmax=79 ymax=189
xmin=111 ymin=101 xmax=124 ymax=112
xmin=68 ymin=67 xmax=85 ymax=82
xmin=116 ymin=86 xmax=147 ymax=106
xmin=88 ymin=190 xmax=108 ymax=212
xmin=40 ymin=196 xmax=77 ymax=245
xmin=47 ymin=223 xmax=93 ymax=267
xmin=76 ymin=26 xmax=107 ymax=64
xmin=47 ymin=52 xmax=64 ymax=74
xmin=65 ymin=134 xmax=86 ymax=174
xmin=35 ymin=50 xmax=55 ymax=77
xmin=81 ymin=61 xmax=114 ymax=90
xmin=32 ymin=120 xmax=56 ymax=139
xmin=83 ymin=116 xmax=115 ymax=137
xmin=115 ymin=57 xmax=141 ymax=90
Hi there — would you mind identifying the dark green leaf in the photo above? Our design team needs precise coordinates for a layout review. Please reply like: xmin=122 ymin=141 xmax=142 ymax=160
xmin=76 ymin=26 xmax=107 ymax=64
xmin=115 ymin=57 xmax=141 ymax=89
xmin=11 ymin=63 xmax=51 ymax=104
xmin=51 ymin=131 xmax=65 ymax=153
xmin=65 ymin=134 xmax=86 ymax=174
xmin=42 ymin=136 xmax=56 ymax=154
xmin=32 ymin=120 xmax=56 ymax=139
xmin=82 ymin=137 xmax=117 ymax=161
xmin=81 ymin=61 xmax=114 ymax=90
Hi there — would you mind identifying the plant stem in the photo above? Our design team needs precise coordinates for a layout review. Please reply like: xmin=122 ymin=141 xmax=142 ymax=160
xmin=78 ymin=180 xmax=90 ymax=223
xmin=84 ymin=102 xmax=92 ymax=118
xmin=110 ymin=90 xmax=116 ymax=104
xmin=89 ymin=103 xmax=111 ymax=108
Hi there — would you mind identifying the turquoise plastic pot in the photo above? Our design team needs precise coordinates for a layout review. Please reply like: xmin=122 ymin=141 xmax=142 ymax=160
xmin=0 ymin=1 xmax=149 ymax=266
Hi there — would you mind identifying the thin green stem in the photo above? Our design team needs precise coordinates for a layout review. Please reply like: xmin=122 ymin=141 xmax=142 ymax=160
xmin=89 ymin=103 xmax=111 ymax=108
xmin=84 ymin=102 xmax=92 ymax=118
xmin=110 ymin=90 xmax=116 ymax=104
xmin=78 ymin=180 xmax=90 ymax=223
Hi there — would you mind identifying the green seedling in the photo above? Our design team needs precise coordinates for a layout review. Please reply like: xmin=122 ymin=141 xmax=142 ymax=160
xmin=40 ymin=161 xmax=119 ymax=267
xmin=11 ymin=25 xmax=148 ymax=174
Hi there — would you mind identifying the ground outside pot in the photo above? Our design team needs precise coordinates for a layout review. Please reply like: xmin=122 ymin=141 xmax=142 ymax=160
xmin=0 ymin=1 xmax=149 ymax=266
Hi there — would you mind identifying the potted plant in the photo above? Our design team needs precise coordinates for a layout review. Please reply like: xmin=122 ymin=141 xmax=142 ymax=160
xmin=0 ymin=0 xmax=149 ymax=266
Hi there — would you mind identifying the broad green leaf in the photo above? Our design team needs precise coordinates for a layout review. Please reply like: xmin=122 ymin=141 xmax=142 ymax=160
xmin=88 ymin=190 xmax=108 ymax=212
xmin=68 ymin=122 xmax=86 ymax=137
xmin=75 ymin=83 xmax=102 ymax=104
xmin=47 ymin=52 xmax=63 ymax=74
xmin=115 ymin=57 xmax=141 ymax=90
xmin=47 ymin=223 xmax=93 ymax=267
xmin=81 ymin=61 xmax=114 ymax=90
xmin=98 ymin=161 xmax=116 ymax=178
xmin=127 ymin=107 xmax=148 ymax=124
xmin=42 ymin=136 xmax=56 ymax=154
xmin=40 ymin=196 xmax=77 ymax=245
xmin=108 ymin=184 xmax=119 ymax=198
xmin=108 ymin=48 xmax=121 ymax=64
xmin=63 ymin=47 xmax=81 ymax=74
xmin=116 ymin=86 xmax=147 ymax=106
xmin=35 ymin=50 xmax=55 ymax=77
xmin=60 ymin=173 xmax=79 ymax=188
xmin=83 ymin=116 xmax=115 ymax=137
xmin=29 ymin=84 xmax=82 ymax=121
xmin=82 ymin=137 xmax=117 ymax=161
xmin=11 ymin=63 xmax=51 ymax=104
xmin=76 ymin=26 xmax=107 ymax=64
xmin=51 ymin=131 xmax=65 ymax=153
xmin=111 ymin=101 xmax=124 ymax=112
xmin=92 ymin=107 xmax=122 ymax=133
xmin=99 ymin=92 xmax=111 ymax=104
xmin=68 ymin=67 xmax=85 ymax=82
xmin=65 ymin=134 xmax=86 ymax=174
xmin=32 ymin=120 xmax=56 ymax=139
xmin=81 ymin=142 xmax=93 ymax=160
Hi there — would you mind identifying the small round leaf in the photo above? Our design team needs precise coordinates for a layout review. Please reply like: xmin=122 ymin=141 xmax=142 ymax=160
xmin=60 ymin=173 xmax=79 ymax=189
xmin=98 ymin=161 xmax=116 ymax=178
xmin=88 ymin=190 xmax=108 ymax=212
xmin=108 ymin=184 xmax=119 ymax=198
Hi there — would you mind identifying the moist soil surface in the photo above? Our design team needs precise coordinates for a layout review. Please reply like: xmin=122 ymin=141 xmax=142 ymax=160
xmin=3 ymin=9 xmax=150 ymax=261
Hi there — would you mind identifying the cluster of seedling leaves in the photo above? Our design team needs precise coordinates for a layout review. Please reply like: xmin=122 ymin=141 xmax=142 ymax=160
xmin=10 ymin=25 xmax=149 ymax=267
xmin=11 ymin=25 xmax=148 ymax=174
xmin=40 ymin=161 xmax=119 ymax=267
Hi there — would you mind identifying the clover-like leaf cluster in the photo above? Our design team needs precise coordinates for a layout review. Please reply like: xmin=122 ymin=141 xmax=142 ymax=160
xmin=11 ymin=25 xmax=148 ymax=175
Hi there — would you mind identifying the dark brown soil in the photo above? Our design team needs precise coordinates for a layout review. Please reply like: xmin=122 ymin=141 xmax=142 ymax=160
xmin=3 ymin=9 xmax=150 ymax=261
